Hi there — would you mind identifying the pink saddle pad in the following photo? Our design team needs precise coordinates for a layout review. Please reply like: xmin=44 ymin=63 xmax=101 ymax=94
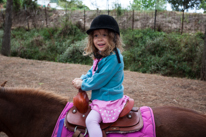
xmin=51 ymin=102 xmax=156 ymax=137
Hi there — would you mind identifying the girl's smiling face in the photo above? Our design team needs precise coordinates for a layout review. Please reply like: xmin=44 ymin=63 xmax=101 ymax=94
xmin=93 ymin=29 xmax=109 ymax=53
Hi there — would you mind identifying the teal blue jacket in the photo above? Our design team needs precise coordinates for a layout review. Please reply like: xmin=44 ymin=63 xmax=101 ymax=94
xmin=80 ymin=49 xmax=124 ymax=101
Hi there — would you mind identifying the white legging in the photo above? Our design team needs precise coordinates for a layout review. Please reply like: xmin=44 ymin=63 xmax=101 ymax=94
xmin=86 ymin=110 xmax=102 ymax=137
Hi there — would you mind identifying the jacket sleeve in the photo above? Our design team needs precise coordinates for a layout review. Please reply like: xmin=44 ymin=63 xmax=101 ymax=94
xmin=80 ymin=66 xmax=93 ymax=80
xmin=81 ymin=56 xmax=121 ymax=91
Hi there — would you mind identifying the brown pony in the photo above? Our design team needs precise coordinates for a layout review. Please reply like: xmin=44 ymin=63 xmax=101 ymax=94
xmin=0 ymin=87 xmax=206 ymax=137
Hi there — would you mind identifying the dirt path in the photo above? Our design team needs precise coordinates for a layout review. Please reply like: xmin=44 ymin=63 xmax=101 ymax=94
xmin=0 ymin=54 xmax=206 ymax=136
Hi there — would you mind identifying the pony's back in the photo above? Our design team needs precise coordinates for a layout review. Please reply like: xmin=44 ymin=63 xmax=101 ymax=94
xmin=153 ymin=106 xmax=206 ymax=137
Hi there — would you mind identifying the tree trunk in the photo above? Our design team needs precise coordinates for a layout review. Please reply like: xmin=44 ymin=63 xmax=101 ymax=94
xmin=1 ymin=0 xmax=13 ymax=56
xmin=201 ymin=27 xmax=206 ymax=81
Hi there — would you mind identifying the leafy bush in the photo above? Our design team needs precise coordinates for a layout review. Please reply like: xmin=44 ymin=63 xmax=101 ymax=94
xmin=0 ymin=26 xmax=204 ymax=79
xmin=122 ymin=29 xmax=204 ymax=79
xmin=8 ymin=21 xmax=87 ymax=61
xmin=57 ymin=38 xmax=92 ymax=65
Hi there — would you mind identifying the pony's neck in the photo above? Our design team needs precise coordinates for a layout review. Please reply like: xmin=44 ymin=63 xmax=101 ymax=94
xmin=0 ymin=87 xmax=68 ymax=137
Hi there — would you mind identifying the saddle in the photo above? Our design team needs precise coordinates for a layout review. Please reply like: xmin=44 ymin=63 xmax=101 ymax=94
xmin=64 ymin=99 xmax=144 ymax=137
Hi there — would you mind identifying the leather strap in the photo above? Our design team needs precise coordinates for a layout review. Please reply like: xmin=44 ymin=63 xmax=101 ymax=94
xmin=72 ymin=130 xmax=84 ymax=137
xmin=102 ymin=130 xmax=107 ymax=137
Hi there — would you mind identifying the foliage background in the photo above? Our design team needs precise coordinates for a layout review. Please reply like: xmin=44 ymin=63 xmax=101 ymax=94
xmin=0 ymin=0 xmax=205 ymax=80
xmin=0 ymin=21 xmax=204 ymax=79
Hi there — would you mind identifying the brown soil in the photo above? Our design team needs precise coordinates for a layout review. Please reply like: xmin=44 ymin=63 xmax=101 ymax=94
xmin=0 ymin=55 xmax=206 ymax=136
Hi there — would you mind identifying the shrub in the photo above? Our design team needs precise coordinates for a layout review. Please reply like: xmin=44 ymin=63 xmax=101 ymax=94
xmin=57 ymin=38 xmax=92 ymax=65
xmin=122 ymin=29 xmax=204 ymax=79
xmin=1 ymin=26 xmax=204 ymax=79
xmin=9 ymin=25 xmax=87 ymax=61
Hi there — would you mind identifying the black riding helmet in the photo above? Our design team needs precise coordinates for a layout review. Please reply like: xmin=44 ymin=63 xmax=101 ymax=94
xmin=86 ymin=15 xmax=120 ymax=35
xmin=87 ymin=15 xmax=121 ymax=64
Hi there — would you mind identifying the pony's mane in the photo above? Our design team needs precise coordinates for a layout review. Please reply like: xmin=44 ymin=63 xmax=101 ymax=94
xmin=2 ymin=87 xmax=68 ymax=104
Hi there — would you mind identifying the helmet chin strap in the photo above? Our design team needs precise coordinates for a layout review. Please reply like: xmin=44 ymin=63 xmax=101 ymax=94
xmin=93 ymin=52 xmax=102 ymax=71
xmin=93 ymin=51 xmax=102 ymax=59
xmin=114 ymin=33 xmax=121 ymax=63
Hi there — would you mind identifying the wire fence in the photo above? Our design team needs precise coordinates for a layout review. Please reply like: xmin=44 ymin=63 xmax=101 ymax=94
xmin=0 ymin=8 xmax=206 ymax=34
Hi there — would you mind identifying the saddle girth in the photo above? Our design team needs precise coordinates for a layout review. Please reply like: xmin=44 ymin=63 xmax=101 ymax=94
xmin=64 ymin=106 xmax=144 ymax=137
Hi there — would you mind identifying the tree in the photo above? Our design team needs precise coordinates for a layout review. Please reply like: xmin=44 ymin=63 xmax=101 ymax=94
xmin=13 ymin=0 xmax=21 ymax=11
xmin=90 ymin=0 xmax=99 ymax=10
xmin=167 ymin=0 xmax=202 ymax=34
xmin=22 ymin=0 xmax=38 ymax=10
xmin=201 ymin=26 xmax=206 ymax=81
xmin=1 ymin=0 xmax=12 ymax=56
xmin=112 ymin=3 xmax=123 ymax=16
xmin=130 ymin=0 xmax=167 ymax=10
xmin=59 ymin=0 xmax=89 ymax=10
xmin=167 ymin=0 xmax=202 ymax=11
xmin=199 ymin=0 xmax=206 ymax=13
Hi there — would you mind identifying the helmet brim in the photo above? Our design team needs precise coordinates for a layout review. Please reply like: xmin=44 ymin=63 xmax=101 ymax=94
xmin=86 ymin=27 xmax=120 ymax=35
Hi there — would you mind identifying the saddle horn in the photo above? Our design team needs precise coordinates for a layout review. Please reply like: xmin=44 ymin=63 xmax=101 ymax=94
xmin=73 ymin=89 xmax=89 ymax=114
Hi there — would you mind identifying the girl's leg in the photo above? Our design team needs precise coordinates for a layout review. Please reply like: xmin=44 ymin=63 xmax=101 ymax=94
xmin=86 ymin=110 xmax=102 ymax=137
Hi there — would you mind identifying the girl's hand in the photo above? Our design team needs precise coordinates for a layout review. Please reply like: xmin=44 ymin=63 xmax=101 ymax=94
xmin=72 ymin=78 xmax=82 ymax=85
xmin=74 ymin=80 xmax=82 ymax=89
xmin=72 ymin=78 xmax=82 ymax=89
xmin=73 ymin=78 xmax=82 ymax=81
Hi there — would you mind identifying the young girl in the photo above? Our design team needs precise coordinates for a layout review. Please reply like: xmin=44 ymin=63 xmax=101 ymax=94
xmin=72 ymin=15 xmax=130 ymax=137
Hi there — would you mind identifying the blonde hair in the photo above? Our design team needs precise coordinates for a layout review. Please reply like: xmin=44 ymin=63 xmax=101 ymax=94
xmin=83 ymin=29 xmax=124 ymax=59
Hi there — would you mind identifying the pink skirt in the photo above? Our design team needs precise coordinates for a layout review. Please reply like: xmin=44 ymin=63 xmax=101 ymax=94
xmin=90 ymin=95 xmax=130 ymax=123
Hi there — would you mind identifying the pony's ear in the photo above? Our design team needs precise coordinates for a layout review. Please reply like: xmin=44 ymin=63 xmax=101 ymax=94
xmin=1 ymin=81 xmax=7 ymax=87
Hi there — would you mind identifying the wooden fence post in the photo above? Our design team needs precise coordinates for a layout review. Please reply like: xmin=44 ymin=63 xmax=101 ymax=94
xmin=181 ymin=10 xmax=184 ymax=34
xmin=154 ymin=9 xmax=157 ymax=31
xmin=84 ymin=9 xmax=85 ymax=31
xmin=26 ymin=16 xmax=30 ymax=30
xmin=96 ymin=8 xmax=98 ymax=16
xmin=44 ymin=7 xmax=48 ymax=27
xmin=132 ymin=9 xmax=134 ymax=30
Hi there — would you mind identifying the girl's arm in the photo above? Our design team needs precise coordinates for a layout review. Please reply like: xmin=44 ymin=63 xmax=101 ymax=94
xmin=72 ymin=66 xmax=93 ymax=89
xmin=81 ymin=56 xmax=123 ymax=91
xmin=80 ymin=66 xmax=93 ymax=80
